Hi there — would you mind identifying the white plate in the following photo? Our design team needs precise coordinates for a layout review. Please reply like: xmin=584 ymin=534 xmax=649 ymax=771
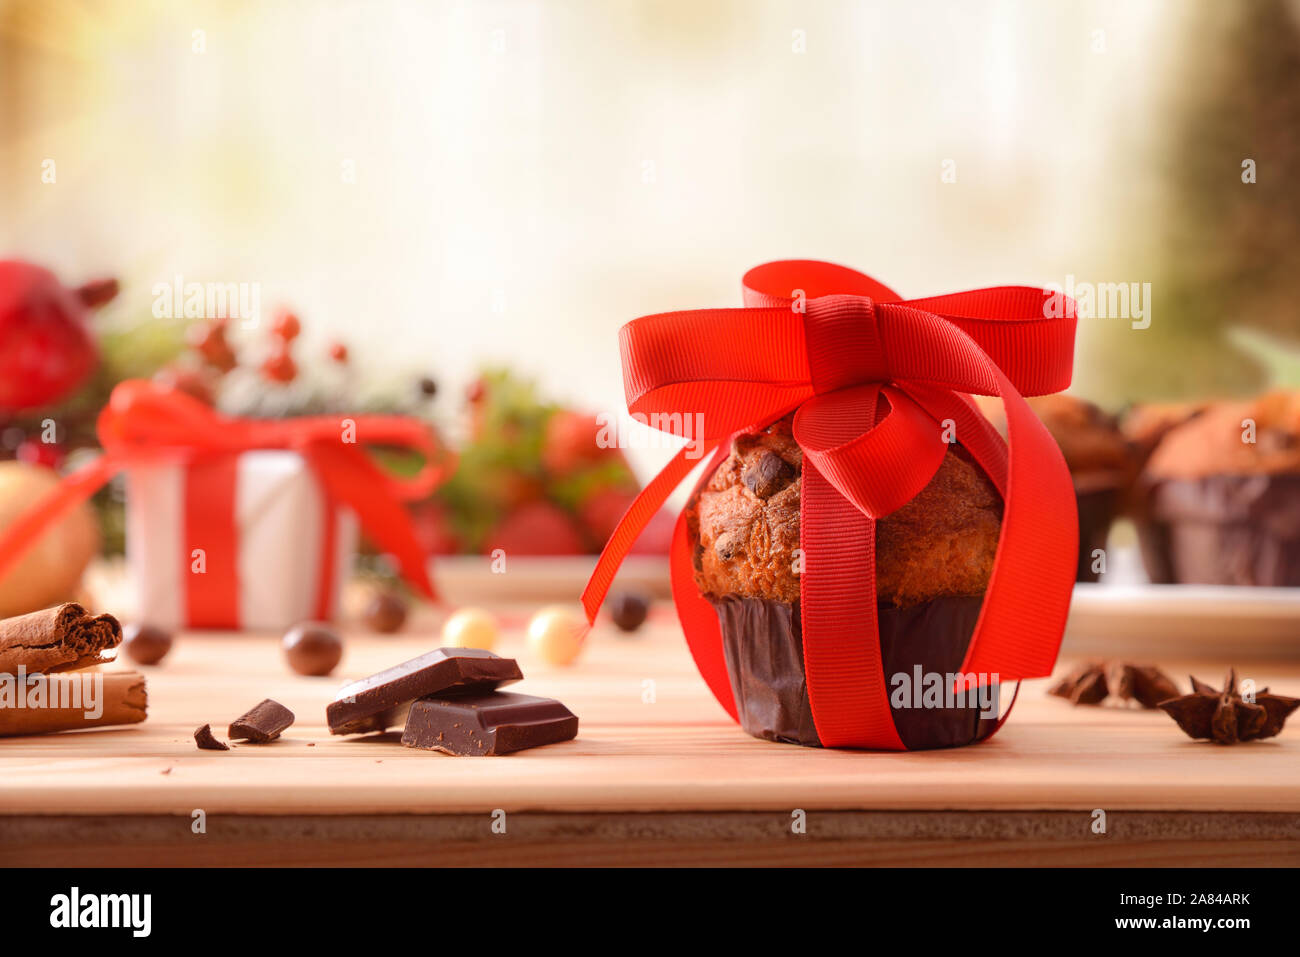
xmin=1065 ymin=582 xmax=1300 ymax=660
xmin=431 ymin=555 xmax=671 ymax=606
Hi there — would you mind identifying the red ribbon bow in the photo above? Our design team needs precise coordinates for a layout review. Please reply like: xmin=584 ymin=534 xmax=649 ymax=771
xmin=0 ymin=379 xmax=451 ymax=619
xmin=582 ymin=260 xmax=1079 ymax=749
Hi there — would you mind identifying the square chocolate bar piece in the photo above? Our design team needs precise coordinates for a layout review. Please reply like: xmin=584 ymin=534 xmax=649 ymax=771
xmin=327 ymin=648 xmax=522 ymax=735
xmin=401 ymin=692 xmax=578 ymax=755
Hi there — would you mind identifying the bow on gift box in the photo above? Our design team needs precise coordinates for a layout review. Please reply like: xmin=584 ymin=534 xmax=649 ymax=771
xmin=0 ymin=379 xmax=452 ymax=624
xmin=582 ymin=260 xmax=1079 ymax=749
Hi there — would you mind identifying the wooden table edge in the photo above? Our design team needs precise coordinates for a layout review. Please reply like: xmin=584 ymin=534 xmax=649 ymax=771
xmin=2 ymin=810 xmax=1297 ymax=867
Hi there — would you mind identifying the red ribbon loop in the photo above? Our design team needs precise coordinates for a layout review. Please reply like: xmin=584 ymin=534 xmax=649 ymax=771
xmin=583 ymin=260 xmax=1078 ymax=750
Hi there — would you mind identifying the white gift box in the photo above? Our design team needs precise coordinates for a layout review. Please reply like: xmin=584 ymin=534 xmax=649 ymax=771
xmin=125 ymin=450 xmax=358 ymax=631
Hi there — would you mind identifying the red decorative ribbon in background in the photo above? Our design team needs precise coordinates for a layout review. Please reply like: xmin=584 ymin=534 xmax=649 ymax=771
xmin=582 ymin=260 xmax=1079 ymax=750
xmin=0 ymin=380 xmax=451 ymax=624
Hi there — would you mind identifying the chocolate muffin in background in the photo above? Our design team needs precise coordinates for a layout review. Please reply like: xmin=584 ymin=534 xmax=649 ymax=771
xmin=1120 ymin=400 xmax=1209 ymax=472
xmin=978 ymin=394 xmax=1136 ymax=582
xmin=1137 ymin=390 xmax=1300 ymax=586
xmin=685 ymin=414 xmax=1004 ymax=749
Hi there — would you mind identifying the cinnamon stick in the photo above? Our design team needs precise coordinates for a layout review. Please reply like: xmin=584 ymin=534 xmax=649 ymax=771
xmin=0 ymin=670 xmax=147 ymax=736
xmin=0 ymin=603 xmax=122 ymax=675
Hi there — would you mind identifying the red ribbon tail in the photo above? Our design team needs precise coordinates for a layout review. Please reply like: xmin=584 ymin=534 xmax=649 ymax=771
xmin=581 ymin=440 xmax=719 ymax=624
xmin=302 ymin=443 xmax=438 ymax=602
xmin=0 ymin=455 xmax=119 ymax=585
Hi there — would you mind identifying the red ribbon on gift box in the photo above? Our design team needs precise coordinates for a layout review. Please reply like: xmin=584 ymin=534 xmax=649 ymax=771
xmin=0 ymin=380 xmax=451 ymax=625
xmin=582 ymin=260 xmax=1079 ymax=750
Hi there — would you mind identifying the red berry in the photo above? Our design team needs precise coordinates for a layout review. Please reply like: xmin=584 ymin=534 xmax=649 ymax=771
xmin=328 ymin=341 xmax=348 ymax=363
xmin=261 ymin=347 xmax=298 ymax=384
xmin=271 ymin=308 xmax=301 ymax=341
xmin=16 ymin=439 xmax=63 ymax=468
xmin=483 ymin=502 xmax=585 ymax=556
xmin=75 ymin=278 xmax=119 ymax=310
xmin=188 ymin=320 xmax=237 ymax=372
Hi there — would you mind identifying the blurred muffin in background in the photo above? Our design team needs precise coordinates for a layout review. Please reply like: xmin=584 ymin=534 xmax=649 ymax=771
xmin=1120 ymin=400 xmax=1209 ymax=473
xmin=1137 ymin=390 xmax=1300 ymax=586
xmin=978 ymin=394 xmax=1136 ymax=582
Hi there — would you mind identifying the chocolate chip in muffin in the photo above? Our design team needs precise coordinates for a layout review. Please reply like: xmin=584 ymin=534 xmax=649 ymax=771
xmin=714 ymin=530 xmax=742 ymax=561
xmin=743 ymin=451 xmax=794 ymax=499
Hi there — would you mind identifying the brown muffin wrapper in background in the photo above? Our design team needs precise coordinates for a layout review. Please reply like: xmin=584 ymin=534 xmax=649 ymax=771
xmin=0 ymin=603 xmax=122 ymax=675
xmin=1075 ymin=486 xmax=1120 ymax=583
xmin=1136 ymin=474 xmax=1300 ymax=587
xmin=709 ymin=595 xmax=1001 ymax=750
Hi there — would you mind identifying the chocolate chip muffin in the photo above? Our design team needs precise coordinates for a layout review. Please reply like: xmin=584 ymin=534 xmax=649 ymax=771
xmin=1136 ymin=391 xmax=1300 ymax=585
xmin=685 ymin=414 xmax=1005 ymax=750
xmin=979 ymin=394 xmax=1135 ymax=582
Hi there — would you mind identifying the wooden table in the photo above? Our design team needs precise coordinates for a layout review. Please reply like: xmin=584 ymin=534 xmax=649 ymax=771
xmin=1 ymin=601 xmax=1298 ymax=867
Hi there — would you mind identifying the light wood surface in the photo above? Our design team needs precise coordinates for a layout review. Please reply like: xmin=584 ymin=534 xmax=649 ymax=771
xmin=1 ymin=598 xmax=1298 ymax=865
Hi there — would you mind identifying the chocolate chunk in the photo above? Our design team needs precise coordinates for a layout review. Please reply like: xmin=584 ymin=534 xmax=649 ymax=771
xmin=327 ymin=648 xmax=522 ymax=735
xmin=714 ymin=531 xmax=740 ymax=560
xmin=283 ymin=623 xmax=344 ymax=676
xmin=401 ymin=692 xmax=578 ymax=755
xmin=608 ymin=591 xmax=649 ymax=633
xmin=194 ymin=723 xmax=229 ymax=751
xmin=742 ymin=451 xmax=794 ymax=499
xmin=122 ymin=623 xmax=173 ymax=666
xmin=228 ymin=699 xmax=295 ymax=743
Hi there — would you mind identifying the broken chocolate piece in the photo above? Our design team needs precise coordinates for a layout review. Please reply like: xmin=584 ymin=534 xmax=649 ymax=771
xmin=228 ymin=699 xmax=295 ymax=743
xmin=327 ymin=647 xmax=522 ymax=735
xmin=0 ymin=603 xmax=122 ymax=675
xmin=194 ymin=723 xmax=229 ymax=751
xmin=400 ymin=692 xmax=578 ymax=755
xmin=1159 ymin=668 xmax=1300 ymax=744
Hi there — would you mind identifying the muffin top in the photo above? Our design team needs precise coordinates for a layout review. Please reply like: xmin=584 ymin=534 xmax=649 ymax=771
xmin=976 ymin=393 xmax=1134 ymax=491
xmin=686 ymin=414 xmax=1003 ymax=607
xmin=1120 ymin=400 xmax=1208 ymax=466
xmin=1145 ymin=390 xmax=1300 ymax=480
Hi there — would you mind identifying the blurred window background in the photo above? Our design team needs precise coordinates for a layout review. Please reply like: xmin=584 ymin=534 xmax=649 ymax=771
xmin=2 ymin=0 xmax=1298 ymax=482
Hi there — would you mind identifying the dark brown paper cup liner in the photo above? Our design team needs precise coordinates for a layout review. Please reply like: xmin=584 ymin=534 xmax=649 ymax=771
xmin=1075 ymin=486 xmax=1120 ymax=583
xmin=708 ymin=594 xmax=1001 ymax=750
xmin=1137 ymin=474 xmax=1300 ymax=586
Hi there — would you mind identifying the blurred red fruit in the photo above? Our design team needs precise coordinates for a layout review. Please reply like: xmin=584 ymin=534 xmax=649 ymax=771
xmin=543 ymin=410 xmax=617 ymax=476
xmin=484 ymin=502 xmax=584 ymax=556
xmin=260 ymin=347 xmax=298 ymax=384
xmin=409 ymin=501 xmax=460 ymax=556
xmin=0 ymin=261 xmax=115 ymax=411
xmin=577 ymin=486 xmax=637 ymax=548
xmin=328 ymin=341 xmax=348 ymax=363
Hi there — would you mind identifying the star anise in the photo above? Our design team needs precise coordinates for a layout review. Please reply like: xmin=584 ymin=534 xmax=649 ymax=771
xmin=1159 ymin=668 xmax=1300 ymax=744
xmin=1050 ymin=660 xmax=1179 ymax=708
